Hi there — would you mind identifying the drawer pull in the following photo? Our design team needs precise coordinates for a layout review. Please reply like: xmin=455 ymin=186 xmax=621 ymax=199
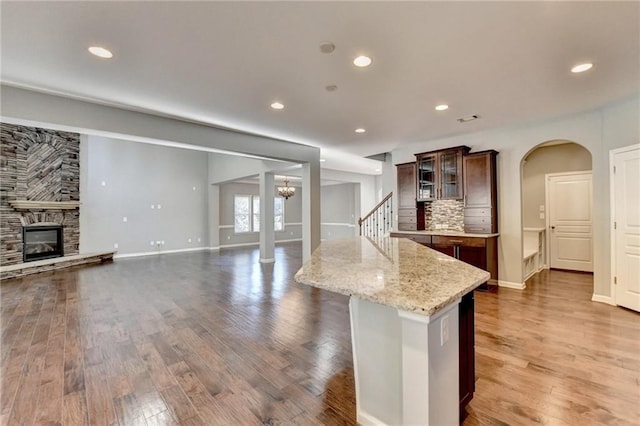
xmin=449 ymin=240 xmax=463 ymax=244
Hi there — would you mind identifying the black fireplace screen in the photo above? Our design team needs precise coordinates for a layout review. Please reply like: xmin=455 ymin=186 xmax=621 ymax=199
xmin=23 ymin=225 xmax=63 ymax=262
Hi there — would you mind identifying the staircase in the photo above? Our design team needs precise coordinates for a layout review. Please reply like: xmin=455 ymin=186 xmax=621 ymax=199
xmin=358 ymin=192 xmax=393 ymax=239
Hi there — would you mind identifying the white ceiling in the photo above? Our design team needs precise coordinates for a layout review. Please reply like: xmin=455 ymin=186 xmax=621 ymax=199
xmin=2 ymin=1 xmax=639 ymax=167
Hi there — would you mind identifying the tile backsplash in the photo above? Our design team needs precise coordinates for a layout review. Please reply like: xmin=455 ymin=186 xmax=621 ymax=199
xmin=424 ymin=199 xmax=464 ymax=231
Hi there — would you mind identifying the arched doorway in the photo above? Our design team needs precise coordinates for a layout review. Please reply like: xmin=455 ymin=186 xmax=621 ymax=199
xmin=520 ymin=140 xmax=593 ymax=284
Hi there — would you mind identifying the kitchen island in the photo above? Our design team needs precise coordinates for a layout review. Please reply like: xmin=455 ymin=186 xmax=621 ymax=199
xmin=295 ymin=236 xmax=489 ymax=426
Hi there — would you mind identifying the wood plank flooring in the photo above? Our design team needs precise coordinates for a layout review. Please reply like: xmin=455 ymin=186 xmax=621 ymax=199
xmin=1 ymin=242 xmax=639 ymax=425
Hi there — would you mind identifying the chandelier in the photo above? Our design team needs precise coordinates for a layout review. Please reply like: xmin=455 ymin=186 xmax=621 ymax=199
xmin=278 ymin=177 xmax=296 ymax=200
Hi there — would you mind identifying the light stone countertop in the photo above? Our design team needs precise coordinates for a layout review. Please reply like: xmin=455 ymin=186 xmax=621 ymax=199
xmin=294 ymin=236 xmax=489 ymax=317
xmin=391 ymin=230 xmax=500 ymax=238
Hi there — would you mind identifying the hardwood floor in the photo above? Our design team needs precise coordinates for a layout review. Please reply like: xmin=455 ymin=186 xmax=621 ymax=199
xmin=1 ymin=242 xmax=638 ymax=425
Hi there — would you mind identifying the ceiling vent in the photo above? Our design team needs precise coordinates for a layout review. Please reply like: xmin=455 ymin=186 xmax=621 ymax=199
xmin=457 ymin=114 xmax=480 ymax=123
xmin=320 ymin=42 xmax=335 ymax=54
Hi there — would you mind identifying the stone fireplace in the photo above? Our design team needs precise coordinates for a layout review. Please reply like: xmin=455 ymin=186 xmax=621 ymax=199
xmin=1 ymin=123 xmax=80 ymax=266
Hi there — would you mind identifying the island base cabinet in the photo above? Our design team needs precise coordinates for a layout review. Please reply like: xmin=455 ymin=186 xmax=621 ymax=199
xmin=349 ymin=296 xmax=461 ymax=426
xmin=459 ymin=292 xmax=475 ymax=418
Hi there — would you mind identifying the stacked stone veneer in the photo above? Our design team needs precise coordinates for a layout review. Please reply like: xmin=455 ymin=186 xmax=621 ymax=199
xmin=424 ymin=199 xmax=464 ymax=231
xmin=1 ymin=123 xmax=80 ymax=266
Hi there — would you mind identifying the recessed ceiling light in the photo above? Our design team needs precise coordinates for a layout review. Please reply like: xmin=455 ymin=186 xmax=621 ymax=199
xmin=353 ymin=55 xmax=372 ymax=67
xmin=571 ymin=63 xmax=593 ymax=73
xmin=435 ymin=104 xmax=449 ymax=111
xmin=88 ymin=46 xmax=113 ymax=59
xmin=270 ymin=102 xmax=284 ymax=110
xmin=355 ymin=128 xmax=366 ymax=133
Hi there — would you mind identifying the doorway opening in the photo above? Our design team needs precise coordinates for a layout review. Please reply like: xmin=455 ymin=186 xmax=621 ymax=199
xmin=520 ymin=141 xmax=593 ymax=283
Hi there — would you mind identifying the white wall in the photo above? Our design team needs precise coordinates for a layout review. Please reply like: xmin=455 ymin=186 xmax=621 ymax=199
xmin=390 ymin=95 xmax=640 ymax=296
xmin=80 ymin=135 xmax=208 ymax=256
xmin=321 ymin=183 xmax=359 ymax=239
xmin=321 ymin=168 xmax=377 ymax=216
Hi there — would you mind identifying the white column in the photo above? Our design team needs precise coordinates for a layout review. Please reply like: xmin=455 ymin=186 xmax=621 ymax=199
xmin=302 ymin=160 xmax=321 ymax=262
xmin=208 ymin=184 xmax=220 ymax=250
xmin=259 ymin=171 xmax=275 ymax=263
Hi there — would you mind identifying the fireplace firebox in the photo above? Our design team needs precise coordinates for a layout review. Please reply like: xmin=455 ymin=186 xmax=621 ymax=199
xmin=23 ymin=225 xmax=63 ymax=262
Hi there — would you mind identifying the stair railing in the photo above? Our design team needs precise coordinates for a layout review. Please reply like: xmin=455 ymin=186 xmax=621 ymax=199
xmin=358 ymin=192 xmax=393 ymax=239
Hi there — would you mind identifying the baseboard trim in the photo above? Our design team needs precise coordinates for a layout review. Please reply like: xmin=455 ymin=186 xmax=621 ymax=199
xmin=219 ymin=239 xmax=302 ymax=249
xmin=357 ymin=410 xmax=387 ymax=426
xmin=591 ymin=294 xmax=616 ymax=306
xmin=498 ymin=280 xmax=526 ymax=290
xmin=114 ymin=246 xmax=209 ymax=259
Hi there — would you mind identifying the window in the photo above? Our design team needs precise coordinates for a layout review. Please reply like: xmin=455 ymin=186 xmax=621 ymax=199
xmin=274 ymin=197 xmax=284 ymax=231
xmin=234 ymin=195 xmax=285 ymax=233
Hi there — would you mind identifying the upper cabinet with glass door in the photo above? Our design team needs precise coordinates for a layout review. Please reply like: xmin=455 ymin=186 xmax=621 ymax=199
xmin=416 ymin=146 xmax=470 ymax=201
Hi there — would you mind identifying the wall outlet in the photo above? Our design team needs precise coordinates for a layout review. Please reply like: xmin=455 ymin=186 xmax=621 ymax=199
xmin=539 ymin=212 xmax=545 ymax=219
xmin=113 ymin=243 xmax=118 ymax=249
xmin=151 ymin=204 xmax=155 ymax=209
xmin=193 ymin=186 xmax=197 ymax=191
xmin=290 ymin=231 xmax=293 ymax=236
xmin=122 ymin=217 xmax=127 ymax=222
xmin=197 ymin=238 xmax=201 ymax=242
xmin=227 ymin=236 xmax=231 ymax=240
xmin=101 ymin=181 xmax=107 ymax=187
xmin=157 ymin=204 xmax=162 ymax=209
xmin=188 ymin=238 xmax=192 ymax=243
xmin=441 ymin=314 xmax=450 ymax=346
xmin=539 ymin=205 xmax=545 ymax=212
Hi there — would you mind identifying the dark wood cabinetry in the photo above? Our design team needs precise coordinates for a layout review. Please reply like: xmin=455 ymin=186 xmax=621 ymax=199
xmin=459 ymin=292 xmax=475 ymax=417
xmin=416 ymin=146 xmax=470 ymax=201
xmin=396 ymin=162 xmax=424 ymax=231
xmin=463 ymin=150 xmax=498 ymax=233
xmin=430 ymin=235 xmax=498 ymax=286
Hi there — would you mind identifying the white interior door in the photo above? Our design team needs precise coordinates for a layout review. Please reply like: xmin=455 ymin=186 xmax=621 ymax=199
xmin=613 ymin=145 xmax=640 ymax=312
xmin=547 ymin=172 xmax=593 ymax=272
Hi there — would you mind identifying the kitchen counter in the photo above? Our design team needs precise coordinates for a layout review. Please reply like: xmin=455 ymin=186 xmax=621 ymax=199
xmin=294 ymin=236 xmax=488 ymax=425
xmin=391 ymin=230 xmax=499 ymax=238
xmin=295 ymin=236 xmax=488 ymax=316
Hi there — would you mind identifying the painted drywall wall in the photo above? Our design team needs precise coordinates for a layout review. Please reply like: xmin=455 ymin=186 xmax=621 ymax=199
xmin=321 ymin=168 xmax=376 ymax=216
xmin=218 ymin=182 xmax=302 ymax=247
xmin=522 ymin=143 xmax=592 ymax=228
xmin=2 ymin=85 xmax=322 ymax=259
xmin=80 ymin=135 xmax=208 ymax=255
xmin=391 ymin=95 xmax=639 ymax=297
xmin=321 ymin=183 xmax=359 ymax=239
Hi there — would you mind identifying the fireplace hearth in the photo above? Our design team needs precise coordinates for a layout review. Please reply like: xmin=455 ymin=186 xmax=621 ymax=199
xmin=23 ymin=225 xmax=63 ymax=262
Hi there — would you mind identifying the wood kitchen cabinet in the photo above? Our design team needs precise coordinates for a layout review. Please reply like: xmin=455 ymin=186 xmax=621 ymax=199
xmin=396 ymin=162 xmax=424 ymax=231
xmin=463 ymin=150 xmax=498 ymax=233
xmin=430 ymin=235 xmax=498 ymax=287
xmin=416 ymin=146 xmax=470 ymax=201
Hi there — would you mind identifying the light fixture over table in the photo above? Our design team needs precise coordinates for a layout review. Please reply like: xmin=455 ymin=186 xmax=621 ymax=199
xmin=278 ymin=177 xmax=295 ymax=200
